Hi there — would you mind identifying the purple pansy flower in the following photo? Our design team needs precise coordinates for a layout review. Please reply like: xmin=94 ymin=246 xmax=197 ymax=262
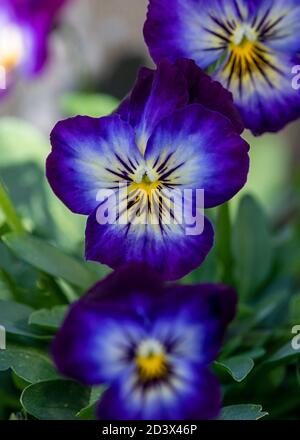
xmin=144 ymin=0 xmax=300 ymax=135
xmin=52 ymin=265 xmax=237 ymax=420
xmin=46 ymin=59 xmax=249 ymax=280
xmin=0 ymin=0 xmax=68 ymax=91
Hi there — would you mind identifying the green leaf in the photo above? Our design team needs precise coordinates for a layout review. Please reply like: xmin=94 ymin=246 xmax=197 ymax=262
xmin=21 ymin=380 xmax=90 ymax=420
xmin=76 ymin=386 xmax=105 ymax=420
xmin=0 ymin=345 xmax=60 ymax=383
xmin=0 ymin=117 xmax=85 ymax=251
xmin=2 ymin=233 xmax=99 ymax=290
xmin=206 ymin=50 xmax=228 ymax=75
xmin=0 ymin=300 xmax=51 ymax=340
xmin=219 ymin=404 xmax=268 ymax=420
xmin=232 ymin=195 xmax=273 ymax=298
xmin=215 ymin=203 xmax=233 ymax=284
xmin=215 ymin=355 xmax=255 ymax=382
xmin=0 ymin=182 xmax=24 ymax=233
xmin=29 ymin=306 xmax=68 ymax=332
xmin=61 ymin=93 xmax=120 ymax=118
xmin=265 ymin=341 xmax=300 ymax=365
xmin=0 ymin=269 xmax=16 ymax=300
xmin=290 ymin=293 xmax=300 ymax=322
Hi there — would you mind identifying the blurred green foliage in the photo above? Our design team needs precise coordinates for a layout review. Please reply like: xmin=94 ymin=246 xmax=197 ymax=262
xmin=0 ymin=98 xmax=300 ymax=419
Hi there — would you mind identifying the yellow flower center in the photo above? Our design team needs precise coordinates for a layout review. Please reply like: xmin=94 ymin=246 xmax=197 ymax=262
xmin=135 ymin=339 xmax=168 ymax=382
xmin=0 ymin=25 xmax=24 ymax=72
xmin=130 ymin=172 xmax=160 ymax=198
xmin=229 ymin=25 xmax=257 ymax=59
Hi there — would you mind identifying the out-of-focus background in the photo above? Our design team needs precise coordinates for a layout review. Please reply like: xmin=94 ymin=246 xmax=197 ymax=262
xmin=0 ymin=0 xmax=150 ymax=130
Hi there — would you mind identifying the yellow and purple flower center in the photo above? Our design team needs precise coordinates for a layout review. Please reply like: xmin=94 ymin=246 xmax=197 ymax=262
xmin=0 ymin=24 xmax=24 ymax=72
xmin=135 ymin=338 xmax=168 ymax=382
xmin=205 ymin=12 xmax=286 ymax=95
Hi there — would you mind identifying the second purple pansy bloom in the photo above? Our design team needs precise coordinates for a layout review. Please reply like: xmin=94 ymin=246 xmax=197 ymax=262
xmin=144 ymin=0 xmax=300 ymax=135
xmin=46 ymin=59 xmax=249 ymax=280
xmin=52 ymin=265 xmax=237 ymax=420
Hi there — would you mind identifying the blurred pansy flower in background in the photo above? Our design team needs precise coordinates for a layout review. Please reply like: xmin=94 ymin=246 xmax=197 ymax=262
xmin=46 ymin=59 xmax=249 ymax=280
xmin=0 ymin=0 xmax=68 ymax=92
xmin=52 ymin=265 xmax=237 ymax=420
xmin=144 ymin=0 xmax=300 ymax=135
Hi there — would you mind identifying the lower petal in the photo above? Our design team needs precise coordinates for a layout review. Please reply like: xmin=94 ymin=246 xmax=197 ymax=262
xmin=85 ymin=210 xmax=214 ymax=281
xmin=97 ymin=367 xmax=221 ymax=420
xmin=220 ymin=53 xmax=300 ymax=135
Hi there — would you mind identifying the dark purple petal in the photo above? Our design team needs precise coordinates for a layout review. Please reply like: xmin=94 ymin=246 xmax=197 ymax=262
xmin=5 ymin=0 xmax=68 ymax=23
xmin=153 ymin=283 xmax=237 ymax=364
xmin=85 ymin=210 xmax=214 ymax=281
xmin=116 ymin=60 xmax=188 ymax=153
xmin=174 ymin=59 xmax=244 ymax=134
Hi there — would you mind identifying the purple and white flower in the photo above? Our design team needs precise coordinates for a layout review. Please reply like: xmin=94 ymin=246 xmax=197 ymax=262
xmin=52 ymin=265 xmax=237 ymax=420
xmin=46 ymin=59 xmax=249 ymax=280
xmin=144 ymin=0 xmax=300 ymax=135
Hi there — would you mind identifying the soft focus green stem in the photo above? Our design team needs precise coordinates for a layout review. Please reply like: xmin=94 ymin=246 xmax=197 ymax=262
xmin=216 ymin=202 xmax=234 ymax=285
xmin=0 ymin=181 xmax=24 ymax=233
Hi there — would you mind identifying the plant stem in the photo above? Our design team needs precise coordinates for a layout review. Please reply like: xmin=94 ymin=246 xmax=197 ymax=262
xmin=0 ymin=181 xmax=24 ymax=233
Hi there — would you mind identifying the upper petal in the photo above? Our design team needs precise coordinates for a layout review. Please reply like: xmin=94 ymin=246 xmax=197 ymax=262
xmin=46 ymin=115 xmax=143 ymax=215
xmin=174 ymin=58 xmax=244 ymax=134
xmin=117 ymin=60 xmax=188 ymax=154
xmin=145 ymin=104 xmax=250 ymax=208
xmin=151 ymin=283 xmax=237 ymax=364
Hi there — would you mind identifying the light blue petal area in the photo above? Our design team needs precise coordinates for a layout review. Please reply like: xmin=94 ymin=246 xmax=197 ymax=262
xmin=145 ymin=104 xmax=249 ymax=208
xmin=52 ymin=303 xmax=145 ymax=385
xmin=250 ymin=0 xmax=300 ymax=53
xmin=145 ymin=0 xmax=251 ymax=68
xmin=97 ymin=366 xmax=220 ymax=420
xmin=219 ymin=52 xmax=300 ymax=135
xmin=151 ymin=319 xmax=206 ymax=363
xmin=47 ymin=115 xmax=144 ymax=215
xmin=86 ymin=207 xmax=214 ymax=281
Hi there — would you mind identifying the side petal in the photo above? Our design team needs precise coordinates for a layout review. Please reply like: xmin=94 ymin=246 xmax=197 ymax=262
xmin=223 ymin=53 xmax=300 ymax=135
xmin=152 ymin=283 xmax=237 ymax=365
xmin=85 ymin=208 xmax=214 ymax=281
xmin=52 ymin=301 xmax=144 ymax=385
xmin=175 ymin=58 xmax=244 ymax=134
xmin=145 ymin=104 xmax=250 ymax=208
xmin=46 ymin=115 xmax=143 ymax=215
